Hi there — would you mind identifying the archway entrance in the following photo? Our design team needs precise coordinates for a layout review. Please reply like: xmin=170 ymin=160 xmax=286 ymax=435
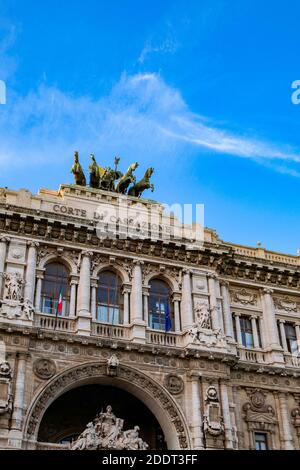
xmin=38 ymin=384 xmax=167 ymax=450
xmin=25 ymin=362 xmax=191 ymax=449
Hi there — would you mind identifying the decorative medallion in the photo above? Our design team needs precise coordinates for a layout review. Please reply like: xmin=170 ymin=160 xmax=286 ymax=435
xmin=164 ymin=374 xmax=184 ymax=395
xmin=33 ymin=358 xmax=56 ymax=380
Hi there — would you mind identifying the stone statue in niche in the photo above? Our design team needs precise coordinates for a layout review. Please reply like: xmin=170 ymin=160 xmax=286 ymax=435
xmin=71 ymin=406 xmax=148 ymax=450
xmin=3 ymin=272 xmax=24 ymax=301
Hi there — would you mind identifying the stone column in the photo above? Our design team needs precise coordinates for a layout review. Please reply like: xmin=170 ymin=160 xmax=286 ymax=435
xmin=24 ymin=242 xmax=39 ymax=304
xmin=190 ymin=373 xmax=204 ymax=449
xmin=220 ymin=380 xmax=234 ymax=449
xmin=69 ymin=276 xmax=78 ymax=318
xmin=258 ymin=316 xmax=266 ymax=349
xmin=10 ymin=353 xmax=27 ymax=432
xmin=173 ymin=293 xmax=181 ymax=333
xmin=0 ymin=236 xmax=9 ymax=296
xmin=123 ymin=287 xmax=130 ymax=325
xmin=277 ymin=393 xmax=294 ymax=450
xmin=262 ymin=288 xmax=280 ymax=347
xmin=279 ymin=320 xmax=288 ymax=352
xmin=181 ymin=269 xmax=193 ymax=331
xmin=251 ymin=315 xmax=260 ymax=348
xmin=90 ymin=277 xmax=98 ymax=320
xmin=220 ymin=281 xmax=234 ymax=339
xmin=234 ymin=313 xmax=243 ymax=345
xmin=130 ymin=261 xmax=145 ymax=343
xmin=208 ymin=273 xmax=221 ymax=331
xmin=261 ymin=288 xmax=284 ymax=364
xmin=295 ymin=323 xmax=300 ymax=354
xmin=142 ymin=287 xmax=149 ymax=326
xmin=34 ymin=270 xmax=44 ymax=311
xmin=76 ymin=251 xmax=92 ymax=335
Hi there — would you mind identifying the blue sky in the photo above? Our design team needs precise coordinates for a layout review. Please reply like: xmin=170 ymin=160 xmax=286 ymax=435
xmin=0 ymin=0 xmax=300 ymax=254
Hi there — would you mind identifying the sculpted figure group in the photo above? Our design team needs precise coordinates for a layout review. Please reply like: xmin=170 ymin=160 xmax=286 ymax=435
xmin=71 ymin=151 xmax=154 ymax=198
xmin=71 ymin=406 xmax=149 ymax=451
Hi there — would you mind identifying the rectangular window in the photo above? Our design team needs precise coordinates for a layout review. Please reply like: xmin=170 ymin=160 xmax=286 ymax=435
xmin=285 ymin=323 xmax=298 ymax=354
xmin=232 ymin=314 xmax=237 ymax=342
xmin=240 ymin=316 xmax=254 ymax=348
xmin=254 ymin=432 xmax=268 ymax=450
xmin=256 ymin=319 xmax=262 ymax=348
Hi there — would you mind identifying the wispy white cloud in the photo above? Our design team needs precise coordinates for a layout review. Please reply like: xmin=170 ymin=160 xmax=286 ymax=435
xmin=0 ymin=72 xmax=300 ymax=178
xmin=138 ymin=38 xmax=179 ymax=64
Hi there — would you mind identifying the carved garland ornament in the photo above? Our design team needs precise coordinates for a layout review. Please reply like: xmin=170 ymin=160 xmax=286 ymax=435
xmin=273 ymin=296 xmax=298 ymax=313
xmin=230 ymin=288 xmax=258 ymax=306
xmin=25 ymin=362 xmax=190 ymax=449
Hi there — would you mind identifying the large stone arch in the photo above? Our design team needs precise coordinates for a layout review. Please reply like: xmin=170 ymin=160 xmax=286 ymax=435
xmin=24 ymin=361 xmax=191 ymax=450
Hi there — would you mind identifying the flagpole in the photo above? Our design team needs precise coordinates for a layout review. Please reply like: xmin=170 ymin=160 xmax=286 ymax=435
xmin=54 ymin=284 xmax=63 ymax=330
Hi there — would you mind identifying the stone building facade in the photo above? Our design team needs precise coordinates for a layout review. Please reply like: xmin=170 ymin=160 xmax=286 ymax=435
xmin=0 ymin=183 xmax=300 ymax=450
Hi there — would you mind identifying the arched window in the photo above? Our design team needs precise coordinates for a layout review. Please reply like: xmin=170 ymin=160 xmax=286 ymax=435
xmin=41 ymin=262 xmax=70 ymax=316
xmin=149 ymin=279 xmax=173 ymax=331
xmin=97 ymin=271 xmax=123 ymax=324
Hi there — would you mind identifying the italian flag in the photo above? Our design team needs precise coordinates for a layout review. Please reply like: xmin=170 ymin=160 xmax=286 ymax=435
xmin=56 ymin=288 xmax=63 ymax=317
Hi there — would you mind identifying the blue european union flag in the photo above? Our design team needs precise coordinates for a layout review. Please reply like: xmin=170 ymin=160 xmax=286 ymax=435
xmin=165 ymin=303 xmax=172 ymax=332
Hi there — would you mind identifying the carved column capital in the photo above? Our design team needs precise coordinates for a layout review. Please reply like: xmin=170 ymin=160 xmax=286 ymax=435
xmin=182 ymin=268 xmax=191 ymax=275
xmin=27 ymin=241 xmax=39 ymax=248
xmin=0 ymin=235 xmax=10 ymax=244
xmin=207 ymin=272 xmax=218 ymax=280
xmin=82 ymin=250 xmax=93 ymax=258
xmin=220 ymin=279 xmax=230 ymax=288
xmin=262 ymin=287 xmax=273 ymax=295
xmin=133 ymin=259 xmax=144 ymax=266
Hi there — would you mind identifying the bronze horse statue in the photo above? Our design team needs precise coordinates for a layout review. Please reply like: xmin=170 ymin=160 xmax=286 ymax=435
xmin=128 ymin=167 xmax=154 ymax=198
xmin=116 ymin=162 xmax=139 ymax=194
xmin=88 ymin=154 xmax=106 ymax=188
xmin=99 ymin=167 xmax=123 ymax=192
xmin=71 ymin=151 xmax=86 ymax=186
xmin=89 ymin=155 xmax=122 ymax=191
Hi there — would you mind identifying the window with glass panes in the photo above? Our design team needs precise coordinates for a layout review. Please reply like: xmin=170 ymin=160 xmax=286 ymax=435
xmin=254 ymin=432 xmax=268 ymax=450
xmin=149 ymin=279 xmax=173 ymax=331
xmin=240 ymin=316 xmax=254 ymax=347
xmin=96 ymin=271 xmax=123 ymax=324
xmin=284 ymin=323 xmax=298 ymax=354
xmin=41 ymin=263 xmax=70 ymax=316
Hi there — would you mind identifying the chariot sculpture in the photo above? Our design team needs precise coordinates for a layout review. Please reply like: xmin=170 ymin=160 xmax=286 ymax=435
xmin=71 ymin=152 xmax=154 ymax=199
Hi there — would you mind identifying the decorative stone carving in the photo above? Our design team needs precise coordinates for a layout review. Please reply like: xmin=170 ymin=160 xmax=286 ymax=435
xmin=194 ymin=301 xmax=211 ymax=329
xmin=33 ymin=358 xmax=57 ymax=380
xmin=273 ymin=295 xmax=298 ymax=313
xmin=0 ymin=361 xmax=11 ymax=378
xmin=203 ymin=386 xmax=224 ymax=437
xmin=242 ymin=389 xmax=277 ymax=433
xmin=3 ymin=272 xmax=24 ymax=301
xmin=71 ymin=406 xmax=148 ymax=450
xmin=107 ymin=355 xmax=119 ymax=377
xmin=164 ymin=374 xmax=184 ymax=395
xmin=0 ymin=361 xmax=12 ymax=415
xmin=230 ymin=288 xmax=257 ymax=306
xmin=37 ymin=246 xmax=80 ymax=272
